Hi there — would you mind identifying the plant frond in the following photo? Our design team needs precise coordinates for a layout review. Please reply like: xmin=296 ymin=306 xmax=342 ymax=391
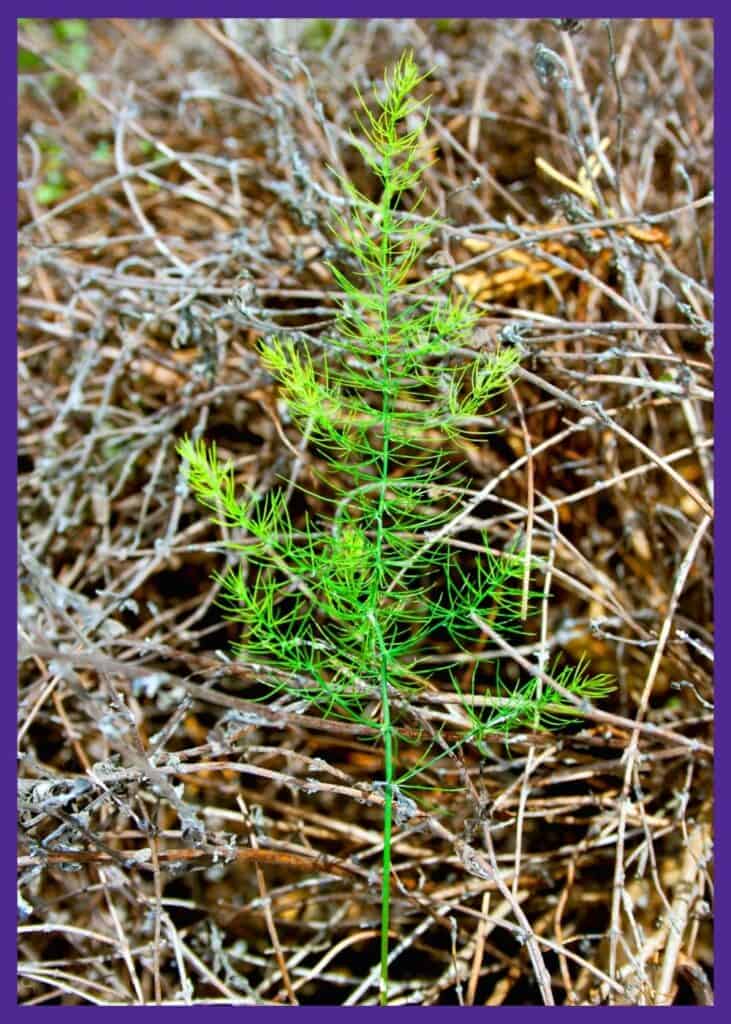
xmin=178 ymin=54 xmax=615 ymax=1007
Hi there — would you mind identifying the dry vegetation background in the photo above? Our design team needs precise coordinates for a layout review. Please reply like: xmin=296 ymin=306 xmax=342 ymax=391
xmin=17 ymin=18 xmax=713 ymax=1006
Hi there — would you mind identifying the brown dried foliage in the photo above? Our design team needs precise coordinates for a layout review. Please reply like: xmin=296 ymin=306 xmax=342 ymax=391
xmin=18 ymin=18 xmax=713 ymax=1006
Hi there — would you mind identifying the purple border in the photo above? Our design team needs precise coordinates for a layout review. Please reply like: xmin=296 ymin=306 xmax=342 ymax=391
xmin=11 ymin=4 xmax=721 ymax=1017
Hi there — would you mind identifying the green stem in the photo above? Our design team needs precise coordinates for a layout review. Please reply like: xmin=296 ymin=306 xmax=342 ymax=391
xmin=371 ymin=613 xmax=394 ymax=1006
xmin=373 ymin=159 xmax=395 ymax=1006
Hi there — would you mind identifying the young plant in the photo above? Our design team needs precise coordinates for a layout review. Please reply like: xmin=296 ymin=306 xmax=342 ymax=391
xmin=177 ymin=53 xmax=613 ymax=1004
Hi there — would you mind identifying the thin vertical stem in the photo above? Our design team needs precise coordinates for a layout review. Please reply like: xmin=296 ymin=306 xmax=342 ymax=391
xmin=380 ymin=716 xmax=393 ymax=1006
xmin=370 ymin=610 xmax=394 ymax=1005
xmin=372 ymin=151 xmax=396 ymax=1005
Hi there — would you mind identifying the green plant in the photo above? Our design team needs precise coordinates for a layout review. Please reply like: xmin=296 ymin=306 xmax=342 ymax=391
xmin=32 ymin=139 xmax=70 ymax=206
xmin=300 ymin=19 xmax=336 ymax=51
xmin=19 ymin=18 xmax=94 ymax=207
xmin=19 ymin=18 xmax=92 ymax=79
xmin=177 ymin=53 xmax=613 ymax=1004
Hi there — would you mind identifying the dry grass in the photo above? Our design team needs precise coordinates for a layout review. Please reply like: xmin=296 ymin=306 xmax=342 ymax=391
xmin=18 ymin=18 xmax=713 ymax=1006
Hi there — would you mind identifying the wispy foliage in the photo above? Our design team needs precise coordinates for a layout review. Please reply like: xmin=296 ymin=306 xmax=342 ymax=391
xmin=177 ymin=52 xmax=612 ymax=1003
